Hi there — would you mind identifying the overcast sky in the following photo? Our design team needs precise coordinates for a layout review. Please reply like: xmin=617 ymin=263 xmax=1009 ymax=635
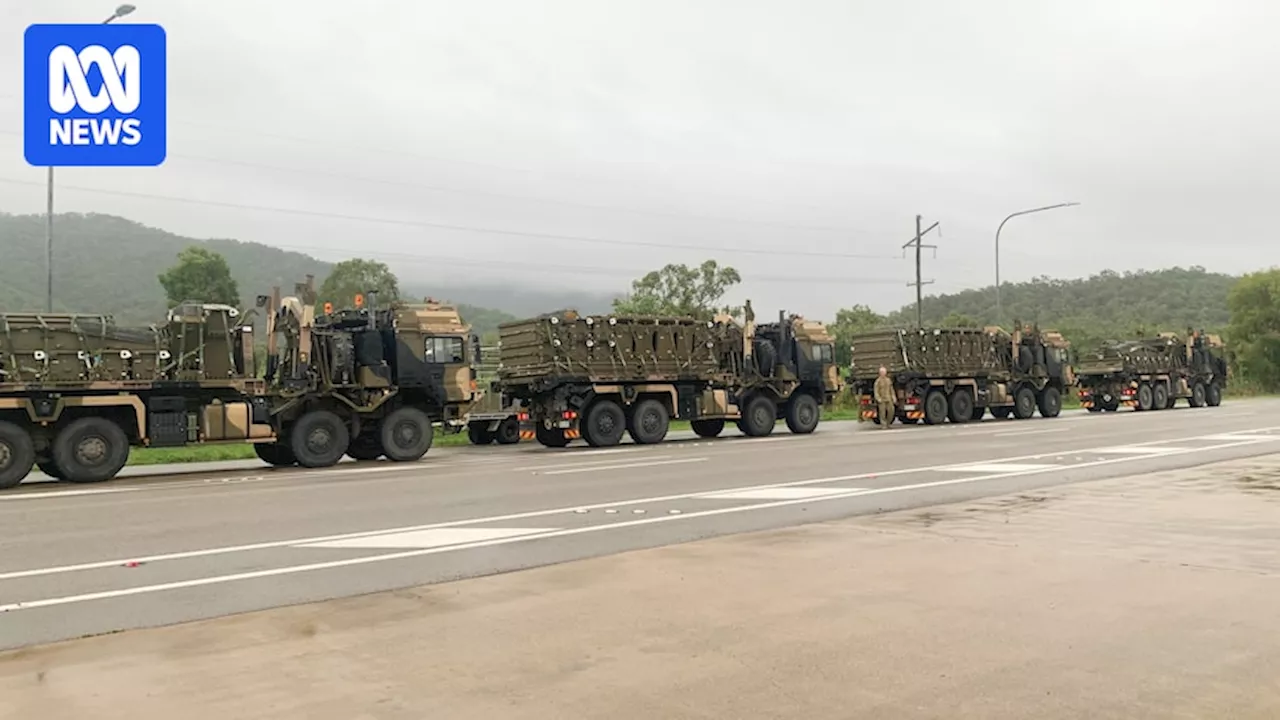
xmin=3 ymin=0 xmax=1278 ymax=318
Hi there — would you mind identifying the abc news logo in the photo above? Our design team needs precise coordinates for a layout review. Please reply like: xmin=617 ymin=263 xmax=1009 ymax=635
xmin=48 ymin=44 xmax=143 ymax=146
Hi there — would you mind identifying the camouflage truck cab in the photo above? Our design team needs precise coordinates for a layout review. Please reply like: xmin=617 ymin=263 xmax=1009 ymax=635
xmin=849 ymin=322 xmax=1074 ymax=426
xmin=1075 ymin=330 xmax=1226 ymax=412
xmin=254 ymin=281 xmax=480 ymax=469
xmin=496 ymin=305 xmax=841 ymax=449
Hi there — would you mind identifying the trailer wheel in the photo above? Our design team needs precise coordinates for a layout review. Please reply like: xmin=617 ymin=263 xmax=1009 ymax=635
xmin=380 ymin=407 xmax=433 ymax=462
xmin=784 ymin=393 xmax=820 ymax=434
xmin=691 ymin=419 xmax=725 ymax=438
xmin=947 ymin=388 xmax=974 ymax=424
xmin=1190 ymin=382 xmax=1207 ymax=408
xmin=467 ymin=423 xmax=494 ymax=445
xmin=1136 ymin=383 xmax=1154 ymax=411
xmin=922 ymin=391 xmax=948 ymax=425
xmin=346 ymin=435 xmax=385 ymax=461
xmin=494 ymin=417 xmax=521 ymax=445
xmin=0 ymin=421 xmax=35 ymax=489
xmin=627 ymin=399 xmax=670 ymax=445
xmin=536 ymin=425 xmax=570 ymax=448
xmin=990 ymin=406 xmax=1011 ymax=420
xmin=583 ymin=400 xmax=627 ymax=447
xmin=1152 ymin=383 xmax=1169 ymax=411
xmin=52 ymin=416 xmax=130 ymax=484
xmin=1037 ymin=387 xmax=1062 ymax=418
xmin=1013 ymin=387 xmax=1037 ymax=419
xmin=1206 ymin=383 xmax=1223 ymax=407
xmin=741 ymin=395 xmax=778 ymax=437
xmin=254 ymin=442 xmax=297 ymax=467
xmin=290 ymin=410 xmax=351 ymax=468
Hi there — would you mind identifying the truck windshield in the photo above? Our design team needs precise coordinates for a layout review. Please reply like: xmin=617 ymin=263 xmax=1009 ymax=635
xmin=425 ymin=336 xmax=465 ymax=363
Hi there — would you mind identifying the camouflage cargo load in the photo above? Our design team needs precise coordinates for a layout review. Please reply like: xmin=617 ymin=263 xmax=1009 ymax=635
xmin=1075 ymin=330 xmax=1226 ymax=412
xmin=497 ymin=311 xmax=743 ymax=387
xmin=848 ymin=327 xmax=1005 ymax=380
xmin=0 ymin=312 xmax=166 ymax=384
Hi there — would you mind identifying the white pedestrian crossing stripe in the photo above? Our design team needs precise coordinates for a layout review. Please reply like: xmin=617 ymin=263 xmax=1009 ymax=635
xmin=295 ymin=527 xmax=558 ymax=550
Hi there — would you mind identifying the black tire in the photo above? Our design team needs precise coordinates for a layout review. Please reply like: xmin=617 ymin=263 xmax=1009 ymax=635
xmin=290 ymin=410 xmax=350 ymax=468
xmin=0 ymin=420 xmax=36 ymax=490
xmin=1206 ymin=383 xmax=1223 ymax=407
xmin=1037 ymin=386 xmax=1062 ymax=418
xmin=1013 ymin=386 xmax=1037 ymax=419
xmin=991 ymin=406 xmax=1011 ymax=419
xmin=467 ymin=423 xmax=494 ymax=445
xmin=254 ymin=442 xmax=297 ymax=467
xmin=628 ymin=399 xmax=670 ymax=445
xmin=36 ymin=458 xmax=65 ymax=480
xmin=784 ymin=393 xmax=820 ymax=434
xmin=970 ymin=404 xmax=985 ymax=422
xmin=1152 ymin=383 xmax=1169 ymax=411
xmin=1086 ymin=405 xmax=1102 ymax=413
xmin=494 ymin=417 xmax=521 ymax=445
xmin=752 ymin=339 xmax=777 ymax=376
xmin=583 ymin=399 xmax=627 ymax=447
xmin=947 ymin=388 xmax=974 ymax=424
xmin=536 ymin=424 xmax=570 ymax=448
xmin=52 ymin=416 xmax=130 ymax=484
xmin=923 ymin=391 xmax=948 ymax=425
xmin=1190 ymin=382 xmax=1207 ymax=408
xmin=741 ymin=395 xmax=777 ymax=437
xmin=1136 ymin=383 xmax=1154 ymax=411
xmin=380 ymin=407 xmax=433 ymax=462
xmin=691 ymin=419 xmax=724 ymax=438
xmin=346 ymin=435 xmax=384 ymax=461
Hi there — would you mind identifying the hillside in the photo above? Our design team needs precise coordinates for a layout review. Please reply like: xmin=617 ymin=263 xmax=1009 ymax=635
xmin=0 ymin=212 xmax=616 ymax=335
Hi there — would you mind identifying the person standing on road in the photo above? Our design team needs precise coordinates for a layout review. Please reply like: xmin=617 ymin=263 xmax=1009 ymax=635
xmin=873 ymin=366 xmax=895 ymax=428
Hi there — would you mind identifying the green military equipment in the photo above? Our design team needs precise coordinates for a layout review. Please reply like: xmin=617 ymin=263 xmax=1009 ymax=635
xmin=1075 ymin=330 xmax=1226 ymax=412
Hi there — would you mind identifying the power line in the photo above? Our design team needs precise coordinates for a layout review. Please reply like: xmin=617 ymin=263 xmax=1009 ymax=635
xmin=0 ymin=177 xmax=901 ymax=261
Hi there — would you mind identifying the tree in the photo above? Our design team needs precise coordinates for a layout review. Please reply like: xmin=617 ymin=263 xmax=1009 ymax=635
xmin=829 ymin=304 xmax=888 ymax=366
xmin=611 ymin=260 xmax=742 ymax=319
xmin=157 ymin=246 xmax=240 ymax=307
xmin=1226 ymin=269 xmax=1280 ymax=392
xmin=319 ymin=258 xmax=400 ymax=309
xmin=940 ymin=311 xmax=980 ymax=328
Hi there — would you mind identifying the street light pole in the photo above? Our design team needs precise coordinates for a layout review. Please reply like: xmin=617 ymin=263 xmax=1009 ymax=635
xmin=45 ymin=4 xmax=137 ymax=312
xmin=994 ymin=201 xmax=1080 ymax=322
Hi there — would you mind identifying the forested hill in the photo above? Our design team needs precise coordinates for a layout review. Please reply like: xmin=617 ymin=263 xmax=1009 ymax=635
xmin=0 ymin=212 xmax=615 ymax=336
xmin=885 ymin=267 xmax=1236 ymax=345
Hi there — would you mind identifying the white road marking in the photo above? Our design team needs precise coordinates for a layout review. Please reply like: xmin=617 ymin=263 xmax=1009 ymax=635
xmin=534 ymin=458 xmax=707 ymax=476
xmin=5 ymin=427 xmax=1278 ymax=583
xmin=695 ymin=487 xmax=863 ymax=501
xmin=939 ymin=462 xmax=1061 ymax=474
xmin=2 ymin=434 xmax=1273 ymax=613
xmin=0 ymin=488 xmax=139 ymax=500
xmin=296 ymin=527 xmax=556 ymax=550
xmin=1096 ymin=445 xmax=1187 ymax=455
xmin=994 ymin=428 xmax=1069 ymax=438
xmin=519 ymin=454 xmax=671 ymax=472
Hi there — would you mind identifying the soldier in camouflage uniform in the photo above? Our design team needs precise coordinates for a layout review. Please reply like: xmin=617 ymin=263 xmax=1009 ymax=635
xmin=873 ymin=365 xmax=895 ymax=428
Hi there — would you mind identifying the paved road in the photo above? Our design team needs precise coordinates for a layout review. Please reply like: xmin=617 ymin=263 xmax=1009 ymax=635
xmin=2 ymin=401 xmax=1278 ymax=649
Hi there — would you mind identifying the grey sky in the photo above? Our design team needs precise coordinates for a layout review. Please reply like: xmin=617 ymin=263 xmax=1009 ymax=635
xmin=3 ymin=0 xmax=1277 ymax=319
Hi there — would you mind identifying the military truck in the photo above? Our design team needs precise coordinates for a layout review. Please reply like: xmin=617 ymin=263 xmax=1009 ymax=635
xmin=0 ymin=278 xmax=482 ymax=489
xmin=463 ymin=344 xmax=522 ymax=445
xmin=1075 ymin=331 xmax=1226 ymax=412
xmin=849 ymin=324 xmax=1074 ymax=425
xmin=497 ymin=306 xmax=841 ymax=448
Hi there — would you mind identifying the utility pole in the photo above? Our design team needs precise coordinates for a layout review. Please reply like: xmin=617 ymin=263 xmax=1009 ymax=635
xmin=902 ymin=214 xmax=940 ymax=328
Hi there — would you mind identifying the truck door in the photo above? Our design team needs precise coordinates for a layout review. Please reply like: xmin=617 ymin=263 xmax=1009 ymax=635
xmin=424 ymin=334 xmax=475 ymax=404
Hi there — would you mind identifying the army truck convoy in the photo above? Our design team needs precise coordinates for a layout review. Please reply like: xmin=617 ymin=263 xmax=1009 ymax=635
xmin=0 ymin=277 xmax=1230 ymax=489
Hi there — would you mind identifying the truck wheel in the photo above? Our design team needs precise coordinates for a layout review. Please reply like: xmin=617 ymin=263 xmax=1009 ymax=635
xmin=0 ymin=421 xmax=36 ymax=490
xmin=947 ymin=389 xmax=974 ymax=424
xmin=380 ymin=407 xmax=433 ymax=462
xmin=52 ymin=416 xmax=130 ymax=484
xmin=1206 ymin=383 xmax=1223 ymax=407
xmin=1013 ymin=387 xmax=1037 ymax=419
xmin=741 ymin=395 xmax=778 ymax=437
xmin=467 ymin=422 xmax=494 ymax=445
xmin=37 ymin=458 xmax=66 ymax=480
xmin=1190 ymin=382 xmax=1207 ymax=408
xmin=1136 ymin=384 xmax=1154 ymax=411
xmin=536 ymin=425 xmax=570 ymax=448
xmin=254 ymin=442 xmax=297 ymax=467
xmin=923 ymin=391 xmax=948 ymax=425
xmin=1037 ymin=387 xmax=1062 ymax=418
xmin=1152 ymin=383 xmax=1169 ymax=411
xmin=628 ymin=399 xmax=670 ymax=445
xmin=346 ymin=435 xmax=385 ymax=461
xmin=290 ymin=410 xmax=351 ymax=468
xmin=583 ymin=400 xmax=627 ymax=447
xmin=785 ymin=393 xmax=820 ymax=434
xmin=691 ymin=419 xmax=725 ymax=438
xmin=494 ymin=417 xmax=521 ymax=445
xmin=990 ymin=406 xmax=1011 ymax=420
